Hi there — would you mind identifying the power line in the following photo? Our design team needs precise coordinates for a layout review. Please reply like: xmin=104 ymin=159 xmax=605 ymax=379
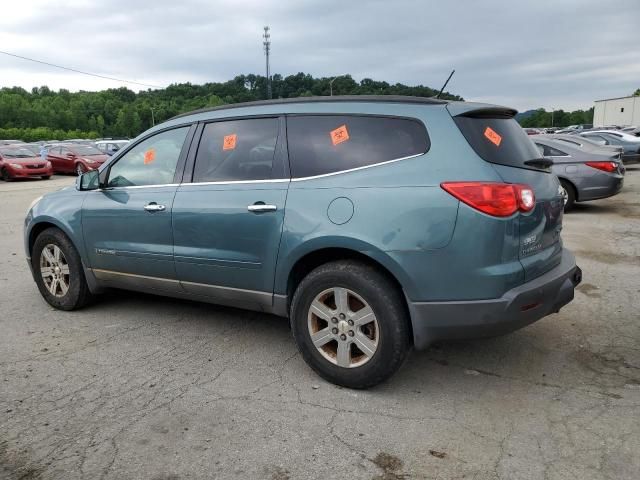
xmin=0 ymin=50 xmax=164 ymax=89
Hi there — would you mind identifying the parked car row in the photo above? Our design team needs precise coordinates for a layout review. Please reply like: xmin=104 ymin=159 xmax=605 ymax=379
xmin=0 ymin=139 xmax=129 ymax=180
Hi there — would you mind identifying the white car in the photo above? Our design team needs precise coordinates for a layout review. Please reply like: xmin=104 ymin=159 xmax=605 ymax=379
xmin=94 ymin=140 xmax=129 ymax=155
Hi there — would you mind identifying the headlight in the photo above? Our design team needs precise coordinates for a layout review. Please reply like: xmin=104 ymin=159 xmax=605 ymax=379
xmin=27 ymin=195 xmax=43 ymax=214
xmin=46 ymin=161 xmax=52 ymax=168
xmin=85 ymin=159 xmax=95 ymax=164
xmin=10 ymin=163 xmax=24 ymax=169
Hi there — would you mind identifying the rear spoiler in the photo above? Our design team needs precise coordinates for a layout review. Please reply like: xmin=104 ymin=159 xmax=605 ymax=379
xmin=446 ymin=103 xmax=518 ymax=119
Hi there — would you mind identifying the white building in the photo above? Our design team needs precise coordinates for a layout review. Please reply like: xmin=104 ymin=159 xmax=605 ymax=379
xmin=593 ymin=95 xmax=640 ymax=127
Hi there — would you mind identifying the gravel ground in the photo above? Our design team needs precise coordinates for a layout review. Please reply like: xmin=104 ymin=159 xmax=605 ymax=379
xmin=1 ymin=171 xmax=639 ymax=480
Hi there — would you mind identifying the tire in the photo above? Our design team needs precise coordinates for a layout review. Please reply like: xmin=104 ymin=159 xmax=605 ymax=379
xmin=560 ymin=179 xmax=576 ymax=212
xmin=290 ymin=260 xmax=411 ymax=389
xmin=75 ymin=163 xmax=86 ymax=176
xmin=42 ymin=176 xmax=51 ymax=180
xmin=1 ymin=168 xmax=11 ymax=181
xmin=32 ymin=227 xmax=92 ymax=310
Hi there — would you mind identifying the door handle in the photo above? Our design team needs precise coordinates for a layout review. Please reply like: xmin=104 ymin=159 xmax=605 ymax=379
xmin=247 ymin=203 xmax=277 ymax=213
xmin=144 ymin=202 xmax=166 ymax=212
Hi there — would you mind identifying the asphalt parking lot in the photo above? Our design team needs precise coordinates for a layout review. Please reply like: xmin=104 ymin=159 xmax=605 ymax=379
xmin=1 ymin=172 xmax=639 ymax=480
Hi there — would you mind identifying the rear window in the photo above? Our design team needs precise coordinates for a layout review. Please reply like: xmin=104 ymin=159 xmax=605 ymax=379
xmin=453 ymin=116 xmax=542 ymax=170
xmin=287 ymin=115 xmax=429 ymax=178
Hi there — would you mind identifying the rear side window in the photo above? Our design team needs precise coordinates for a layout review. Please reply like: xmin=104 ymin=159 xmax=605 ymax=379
xmin=287 ymin=115 xmax=429 ymax=178
xmin=193 ymin=118 xmax=279 ymax=182
xmin=454 ymin=116 xmax=542 ymax=170
xmin=535 ymin=143 xmax=567 ymax=157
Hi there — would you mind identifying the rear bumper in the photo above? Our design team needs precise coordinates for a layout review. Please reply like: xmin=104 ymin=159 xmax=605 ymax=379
xmin=408 ymin=249 xmax=581 ymax=349
xmin=578 ymin=174 xmax=623 ymax=202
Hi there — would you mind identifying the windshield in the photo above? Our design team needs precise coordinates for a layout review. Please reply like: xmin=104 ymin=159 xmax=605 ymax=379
xmin=71 ymin=145 xmax=103 ymax=156
xmin=0 ymin=147 xmax=36 ymax=158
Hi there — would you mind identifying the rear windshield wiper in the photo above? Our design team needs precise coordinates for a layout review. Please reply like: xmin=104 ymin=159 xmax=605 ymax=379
xmin=524 ymin=157 xmax=554 ymax=169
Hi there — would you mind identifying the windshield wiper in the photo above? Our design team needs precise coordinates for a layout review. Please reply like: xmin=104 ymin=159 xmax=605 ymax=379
xmin=524 ymin=158 xmax=554 ymax=169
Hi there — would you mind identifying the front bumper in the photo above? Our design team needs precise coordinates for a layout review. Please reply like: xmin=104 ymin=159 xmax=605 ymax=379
xmin=9 ymin=167 xmax=53 ymax=178
xmin=408 ymin=249 xmax=581 ymax=349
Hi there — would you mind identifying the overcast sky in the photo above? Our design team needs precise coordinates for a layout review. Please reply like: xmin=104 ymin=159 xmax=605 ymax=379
xmin=1 ymin=0 xmax=639 ymax=111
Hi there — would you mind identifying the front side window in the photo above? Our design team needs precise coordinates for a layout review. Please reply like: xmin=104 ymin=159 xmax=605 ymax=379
xmin=192 ymin=118 xmax=279 ymax=182
xmin=107 ymin=127 xmax=189 ymax=187
xmin=287 ymin=115 xmax=429 ymax=178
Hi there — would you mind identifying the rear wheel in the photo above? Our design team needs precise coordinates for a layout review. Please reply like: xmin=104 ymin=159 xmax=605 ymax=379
xmin=32 ymin=227 xmax=92 ymax=310
xmin=560 ymin=179 xmax=576 ymax=212
xmin=290 ymin=260 xmax=411 ymax=389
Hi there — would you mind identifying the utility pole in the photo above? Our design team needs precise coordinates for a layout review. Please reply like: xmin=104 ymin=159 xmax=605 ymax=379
xmin=329 ymin=76 xmax=342 ymax=96
xmin=263 ymin=26 xmax=272 ymax=99
xmin=150 ymin=107 xmax=155 ymax=127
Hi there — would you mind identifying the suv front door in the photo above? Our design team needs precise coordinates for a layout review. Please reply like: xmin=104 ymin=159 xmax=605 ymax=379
xmin=82 ymin=125 xmax=194 ymax=292
xmin=172 ymin=117 xmax=289 ymax=310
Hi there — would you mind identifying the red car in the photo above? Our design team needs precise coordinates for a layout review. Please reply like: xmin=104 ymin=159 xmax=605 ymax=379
xmin=0 ymin=145 xmax=53 ymax=181
xmin=46 ymin=143 xmax=109 ymax=175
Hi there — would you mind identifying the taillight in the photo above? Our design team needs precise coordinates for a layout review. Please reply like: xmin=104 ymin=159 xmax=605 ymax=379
xmin=441 ymin=182 xmax=535 ymax=217
xmin=585 ymin=161 xmax=617 ymax=173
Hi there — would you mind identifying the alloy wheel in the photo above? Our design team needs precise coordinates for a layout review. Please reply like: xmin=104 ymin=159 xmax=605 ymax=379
xmin=307 ymin=287 xmax=379 ymax=368
xmin=40 ymin=244 xmax=70 ymax=297
xmin=76 ymin=164 xmax=85 ymax=176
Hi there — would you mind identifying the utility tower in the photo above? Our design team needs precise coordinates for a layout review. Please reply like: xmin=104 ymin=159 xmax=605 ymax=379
xmin=263 ymin=26 xmax=272 ymax=99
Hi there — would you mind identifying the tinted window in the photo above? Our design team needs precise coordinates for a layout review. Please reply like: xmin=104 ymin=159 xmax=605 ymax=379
xmin=71 ymin=145 xmax=102 ymax=156
xmin=108 ymin=127 xmax=189 ymax=187
xmin=454 ymin=116 xmax=542 ymax=170
xmin=539 ymin=144 xmax=567 ymax=156
xmin=193 ymin=118 xmax=279 ymax=182
xmin=287 ymin=115 xmax=429 ymax=178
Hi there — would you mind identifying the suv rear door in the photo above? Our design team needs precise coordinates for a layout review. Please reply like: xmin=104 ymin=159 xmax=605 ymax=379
xmin=172 ymin=117 xmax=289 ymax=310
xmin=449 ymin=106 xmax=564 ymax=281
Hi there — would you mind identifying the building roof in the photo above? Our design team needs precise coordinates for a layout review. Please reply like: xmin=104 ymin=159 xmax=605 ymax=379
xmin=594 ymin=95 xmax=639 ymax=103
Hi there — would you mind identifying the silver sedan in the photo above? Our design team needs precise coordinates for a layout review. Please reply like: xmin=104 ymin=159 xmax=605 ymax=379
xmin=533 ymin=135 xmax=624 ymax=211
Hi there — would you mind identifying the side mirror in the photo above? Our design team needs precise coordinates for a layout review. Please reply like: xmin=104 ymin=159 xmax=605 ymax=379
xmin=78 ymin=170 xmax=101 ymax=191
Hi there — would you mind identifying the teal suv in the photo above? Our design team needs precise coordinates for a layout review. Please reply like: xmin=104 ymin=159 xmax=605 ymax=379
xmin=24 ymin=96 xmax=582 ymax=388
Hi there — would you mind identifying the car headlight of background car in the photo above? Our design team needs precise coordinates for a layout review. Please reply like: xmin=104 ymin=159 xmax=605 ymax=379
xmin=46 ymin=161 xmax=52 ymax=168
xmin=10 ymin=163 xmax=24 ymax=169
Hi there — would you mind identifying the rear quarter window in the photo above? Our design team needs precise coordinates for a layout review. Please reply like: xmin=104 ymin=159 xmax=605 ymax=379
xmin=454 ymin=116 xmax=542 ymax=170
xmin=287 ymin=115 xmax=429 ymax=178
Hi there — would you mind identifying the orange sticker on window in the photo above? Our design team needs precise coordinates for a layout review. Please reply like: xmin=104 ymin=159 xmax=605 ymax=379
xmin=223 ymin=134 xmax=237 ymax=150
xmin=484 ymin=127 xmax=502 ymax=146
xmin=330 ymin=125 xmax=350 ymax=146
xmin=143 ymin=148 xmax=156 ymax=164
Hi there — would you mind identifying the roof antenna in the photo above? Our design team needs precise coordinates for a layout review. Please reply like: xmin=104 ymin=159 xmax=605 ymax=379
xmin=436 ymin=69 xmax=455 ymax=99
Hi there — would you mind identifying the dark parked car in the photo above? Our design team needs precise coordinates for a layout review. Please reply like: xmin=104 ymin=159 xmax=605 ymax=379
xmin=24 ymin=96 xmax=582 ymax=388
xmin=579 ymin=131 xmax=640 ymax=164
xmin=533 ymin=136 xmax=624 ymax=211
xmin=0 ymin=145 xmax=53 ymax=180
xmin=46 ymin=143 xmax=109 ymax=175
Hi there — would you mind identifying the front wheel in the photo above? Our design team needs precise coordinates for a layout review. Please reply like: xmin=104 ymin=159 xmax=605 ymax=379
xmin=75 ymin=163 xmax=86 ymax=176
xmin=290 ymin=260 xmax=411 ymax=389
xmin=1 ymin=168 xmax=11 ymax=181
xmin=32 ymin=227 xmax=92 ymax=310
xmin=42 ymin=175 xmax=51 ymax=180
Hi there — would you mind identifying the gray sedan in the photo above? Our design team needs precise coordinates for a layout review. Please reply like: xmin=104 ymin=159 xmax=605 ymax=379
xmin=579 ymin=130 xmax=640 ymax=164
xmin=533 ymin=135 xmax=624 ymax=211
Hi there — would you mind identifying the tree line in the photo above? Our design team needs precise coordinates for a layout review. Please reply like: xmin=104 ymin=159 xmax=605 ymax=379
xmin=518 ymin=108 xmax=595 ymax=129
xmin=0 ymin=73 xmax=462 ymax=141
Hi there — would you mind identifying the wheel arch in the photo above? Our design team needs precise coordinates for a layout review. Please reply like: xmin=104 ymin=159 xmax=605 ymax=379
xmin=558 ymin=176 xmax=578 ymax=201
xmin=278 ymin=238 xmax=415 ymax=333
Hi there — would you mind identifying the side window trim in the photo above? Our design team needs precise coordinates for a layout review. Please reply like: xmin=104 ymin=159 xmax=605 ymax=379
xmin=99 ymin=123 xmax=195 ymax=189
xmin=186 ymin=115 xmax=287 ymax=185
